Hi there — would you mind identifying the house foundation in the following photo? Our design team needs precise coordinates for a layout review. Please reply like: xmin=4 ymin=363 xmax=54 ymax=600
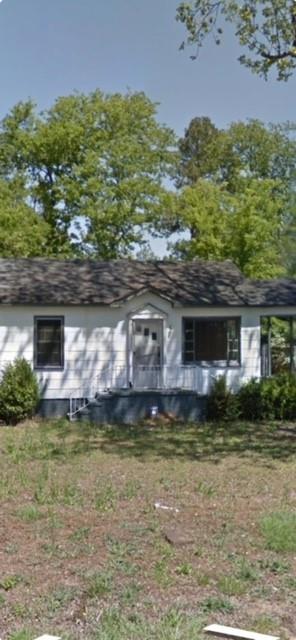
xmin=38 ymin=390 xmax=207 ymax=423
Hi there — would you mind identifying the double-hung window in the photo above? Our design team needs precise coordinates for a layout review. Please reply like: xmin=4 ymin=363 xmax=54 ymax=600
xmin=183 ymin=317 xmax=240 ymax=366
xmin=34 ymin=317 xmax=64 ymax=369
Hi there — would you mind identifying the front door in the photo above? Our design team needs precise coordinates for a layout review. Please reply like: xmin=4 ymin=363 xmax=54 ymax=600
xmin=132 ymin=319 xmax=163 ymax=388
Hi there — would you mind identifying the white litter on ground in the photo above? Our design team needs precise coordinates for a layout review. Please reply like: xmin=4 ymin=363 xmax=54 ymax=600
xmin=204 ymin=624 xmax=280 ymax=640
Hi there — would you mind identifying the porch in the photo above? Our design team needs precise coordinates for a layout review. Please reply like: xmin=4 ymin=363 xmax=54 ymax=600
xmin=68 ymin=363 xmax=238 ymax=421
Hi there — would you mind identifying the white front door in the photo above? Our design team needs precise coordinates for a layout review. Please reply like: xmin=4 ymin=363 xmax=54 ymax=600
xmin=132 ymin=319 xmax=163 ymax=388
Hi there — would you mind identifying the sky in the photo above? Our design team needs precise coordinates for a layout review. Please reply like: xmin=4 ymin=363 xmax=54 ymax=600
xmin=0 ymin=0 xmax=295 ymax=136
xmin=0 ymin=0 xmax=295 ymax=256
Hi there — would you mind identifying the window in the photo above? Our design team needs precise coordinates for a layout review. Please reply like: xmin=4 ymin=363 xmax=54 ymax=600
xmin=34 ymin=317 xmax=64 ymax=369
xmin=183 ymin=317 xmax=240 ymax=365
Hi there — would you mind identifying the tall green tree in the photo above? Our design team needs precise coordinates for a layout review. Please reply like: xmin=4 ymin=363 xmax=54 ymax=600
xmin=176 ymin=0 xmax=296 ymax=80
xmin=171 ymin=179 xmax=286 ymax=278
xmin=174 ymin=117 xmax=296 ymax=274
xmin=0 ymin=179 xmax=50 ymax=257
xmin=177 ymin=117 xmax=296 ymax=188
xmin=0 ymin=91 xmax=176 ymax=258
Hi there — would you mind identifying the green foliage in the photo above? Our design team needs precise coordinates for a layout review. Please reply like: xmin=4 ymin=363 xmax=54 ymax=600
xmin=177 ymin=118 xmax=296 ymax=190
xmin=0 ymin=91 xmax=176 ymax=258
xmin=207 ymin=375 xmax=240 ymax=422
xmin=218 ymin=575 xmax=247 ymax=596
xmin=173 ymin=117 xmax=296 ymax=275
xmin=0 ymin=574 xmax=23 ymax=591
xmin=176 ymin=0 xmax=296 ymax=80
xmin=260 ymin=512 xmax=296 ymax=552
xmin=238 ymin=374 xmax=296 ymax=421
xmin=85 ymin=570 xmax=114 ymax=597
xmin=0 ymin=180 xmax=50 ymax=258
xmin=207 ymin=373 xmax=296 ymax=422
xmin=171 ymin=178 xmax=287 ymax=277
xmin=201 ymin=595 xmax=234 ymax=612
xmin=0 ymin=358 xmax=40 ymax=425
xmin=176 ymin=116 xmax=229 ymax=187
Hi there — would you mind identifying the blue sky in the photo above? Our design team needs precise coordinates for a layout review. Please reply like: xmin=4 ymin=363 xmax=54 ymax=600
xmin=0 ymin=0 xmax=294 ymax=135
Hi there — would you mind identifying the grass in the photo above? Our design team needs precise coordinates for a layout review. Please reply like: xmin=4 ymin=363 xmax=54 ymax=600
xmin=260 ymin=512 xmax=296 ymax=552
xmin=1 ymin=418 xmax=296 ymax=639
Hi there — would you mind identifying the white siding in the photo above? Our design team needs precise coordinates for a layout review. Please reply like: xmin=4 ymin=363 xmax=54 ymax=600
xmin=0 ymin=297 xmax=294 ymax=399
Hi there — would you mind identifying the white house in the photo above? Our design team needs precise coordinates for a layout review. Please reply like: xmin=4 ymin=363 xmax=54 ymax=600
xmin=0 ymin=258 xmax=295 ymax=421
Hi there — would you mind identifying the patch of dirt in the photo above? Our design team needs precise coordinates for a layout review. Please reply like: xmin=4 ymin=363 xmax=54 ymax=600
xmin=1 ymin=421 xmax=296 ymax=639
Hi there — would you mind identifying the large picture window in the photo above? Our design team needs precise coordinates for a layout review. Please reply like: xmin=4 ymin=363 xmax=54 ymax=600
xmin=34 ymin=317 xmax=64 ymax=369
xmin=183 ymin=317 xmax=240 ymax=365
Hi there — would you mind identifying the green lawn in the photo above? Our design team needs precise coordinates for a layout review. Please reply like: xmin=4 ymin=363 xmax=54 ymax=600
xmin=1 ymin=419 xmax=296 ymax=639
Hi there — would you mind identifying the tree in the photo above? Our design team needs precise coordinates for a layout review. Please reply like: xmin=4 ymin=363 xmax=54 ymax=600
xmin=175 ymin=117 xmax=296 ymax=273
xmin=177 ymin=117 xmax=296 ymax=187
xmin=0 ymin=91 xmax=176 ymax=258
xmin=176 ymin=116 xmax=231 ymax=187
xmin=0 ymin=179 xmax=50 ymax=257
xmin=176 ymin=0 xmax=296 ymax=80
xmin=170 ymin=179 xmax=286 ymax=278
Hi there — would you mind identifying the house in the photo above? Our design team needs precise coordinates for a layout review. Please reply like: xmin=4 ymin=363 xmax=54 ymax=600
xmin=0 ymin=258 xmax=295 ymax=422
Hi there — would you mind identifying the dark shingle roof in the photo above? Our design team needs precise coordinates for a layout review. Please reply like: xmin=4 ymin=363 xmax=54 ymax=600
xmin=0 ymin=258 xmax=294 ymax=307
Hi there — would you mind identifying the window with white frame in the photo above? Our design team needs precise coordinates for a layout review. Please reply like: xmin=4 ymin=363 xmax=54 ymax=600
xmin=34 ymin=316 xmax=64 ymax=369
xmin=183 ymin=317 xmax=240 ymax=365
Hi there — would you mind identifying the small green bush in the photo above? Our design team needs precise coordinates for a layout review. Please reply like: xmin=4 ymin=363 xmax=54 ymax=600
xmin=207 ymin=375 xmax=239 ymax=422
xmin=0 ymin=358 xmax=40 ymax=425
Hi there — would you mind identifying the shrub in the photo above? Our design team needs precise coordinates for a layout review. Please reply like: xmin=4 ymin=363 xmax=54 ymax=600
xmin=237 ymin=374 xmax=296 ymax=421
xmin=207 ymin=375 xmax=239 ymax=422
xmin=274 ymin=373 xmax=296 ymax=420
xmin=0 ymin=358 xmax=40 ymax=425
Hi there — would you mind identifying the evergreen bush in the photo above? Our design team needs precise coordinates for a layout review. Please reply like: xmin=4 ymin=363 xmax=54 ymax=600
xmin=207 ymin=373 xmax=296 ymax=422
xmin=207 ymin=375 xmax=240 ymax=422
xmin=0 ymin=358 xmax=40 ymax=425
xmin=237 ymin=374 xmax=296 ymax=422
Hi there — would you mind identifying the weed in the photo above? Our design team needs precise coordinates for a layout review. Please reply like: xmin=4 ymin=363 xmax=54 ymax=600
xmin=41 ymin=542 xmax=61 ymax=556
xmin=176 ymin=562 xmax=193 ymax=576
xmin=257 ymin=557 xmax=290 ymax=573
xmin=260 ymin=512 xmax=296 ymax=552
xmin=69 ymin=526 xmax=90 ymax=542
xmin=17 ymin=504 xmax=43 ymax=522
xmin=235 ymin=558 xmax=259 ymax=581
xmin=251 ymin=615 xmax=278 ymax=634
xmin=12 ymin=602 xmax=28 ymax=619
xmin=196 ymin=572 xmax=211 ymax=586
xmin=121 ymin=478 xmax=141 ymax=499
xmin=120 ymin=581 xmax=142 ymax=605
xmin=154 ymin=539 xmax=175 ymax=560
xmin=154 ymin=559 xmax=172 ymax=587
xmin=195 ymin=480 xmax=216 ymax=497
xmin=85 ymin=570 xmax=114 ymax=598
xmin=94 ymin=481 xmax=117 ymax=512
xmin=0 ymin=592 xmax=5 ymax=606
xmin=284 ymin=576 xmax=296 ymax=589
xmin=106 ymin=536 xmax=132 ymax=558
xmin=95 ymin=607 xmax=204 ymax=640
xmin=9 ymin=631 xmax=32 ymax=640
xmin=62 ymin=481 xmax=83 ymax=506
xmin=218 ymin=575 xmax=247 ymax=596
xmin=0 ymin=574 xmax=24 ymax=591
xmin=46 ymin=586 xmax=77 ymax=615
xmin=201 ymin=596 xmax=234 ymax=612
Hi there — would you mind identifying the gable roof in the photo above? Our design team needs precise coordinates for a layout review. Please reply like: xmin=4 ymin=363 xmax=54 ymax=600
xmin=0 ymin=258 xmax=294 ymax=307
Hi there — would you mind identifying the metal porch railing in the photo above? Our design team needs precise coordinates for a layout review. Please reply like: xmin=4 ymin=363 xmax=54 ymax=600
xmin=68 ymin=364 xmax=198 ymax=421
